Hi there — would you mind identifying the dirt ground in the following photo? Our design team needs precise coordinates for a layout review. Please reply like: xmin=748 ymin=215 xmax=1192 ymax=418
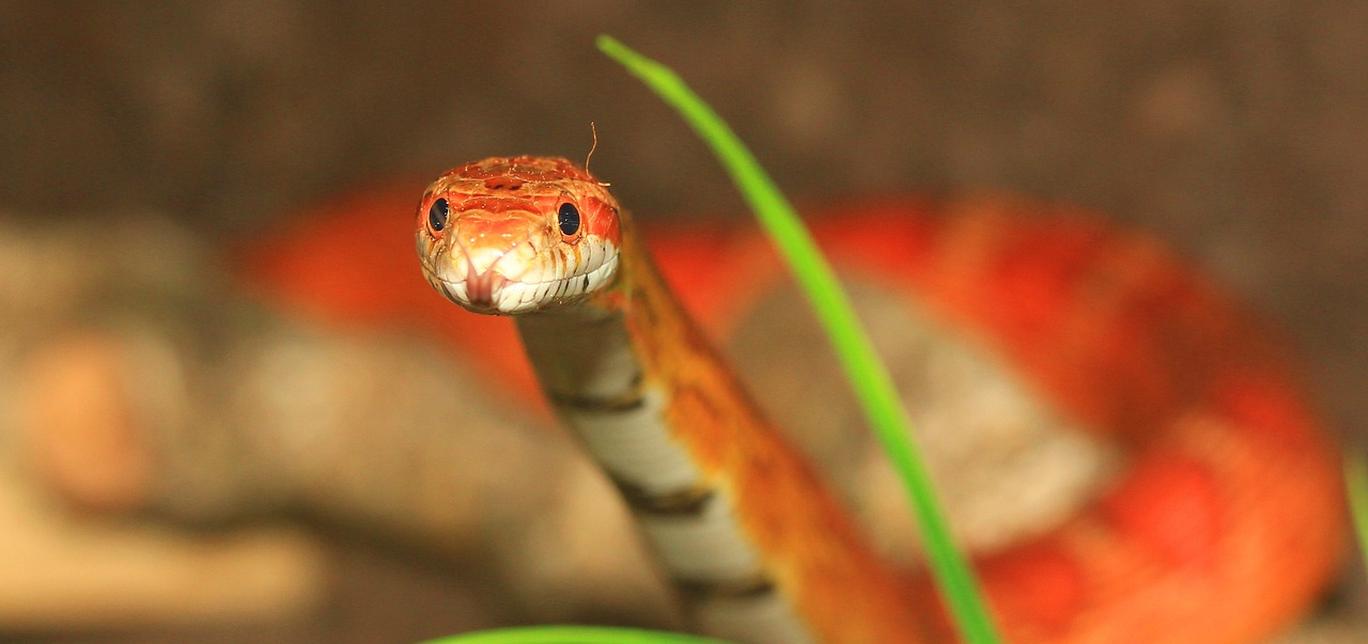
xmin=2 ymin=2 xmax=1364 ymax=642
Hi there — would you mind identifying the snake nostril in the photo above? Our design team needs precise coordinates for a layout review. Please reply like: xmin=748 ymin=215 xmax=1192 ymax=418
xmin=483 ymin=177 xmax=523 ymax=191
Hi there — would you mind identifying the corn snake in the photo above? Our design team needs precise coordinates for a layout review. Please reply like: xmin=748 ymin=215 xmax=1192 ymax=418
xmin=245 ymin=156 xmax=1345 ymax=642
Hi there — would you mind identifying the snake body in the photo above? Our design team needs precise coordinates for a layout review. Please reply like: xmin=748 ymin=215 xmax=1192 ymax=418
xmin=408 ymin=156 xmax=1344 ymax=643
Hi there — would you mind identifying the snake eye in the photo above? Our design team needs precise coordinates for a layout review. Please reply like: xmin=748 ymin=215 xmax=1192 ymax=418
xmin=558 ymin=202 xmax=581 ymax=237
xmin=428 ymin=198 xmax=448 ymax=233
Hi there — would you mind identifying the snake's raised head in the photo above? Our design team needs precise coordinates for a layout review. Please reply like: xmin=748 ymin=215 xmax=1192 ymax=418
xmin=416 ymin=156 xmax=622 ymax=315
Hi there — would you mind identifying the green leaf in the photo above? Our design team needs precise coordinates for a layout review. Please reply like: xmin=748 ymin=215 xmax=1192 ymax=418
xmin=596 ymin=33 xmax=1003 ymax=644
xmin=1346 ymin=450 xmax=1368 ymax=575
xmin=422 ymin=626 xmax=726 ymax=644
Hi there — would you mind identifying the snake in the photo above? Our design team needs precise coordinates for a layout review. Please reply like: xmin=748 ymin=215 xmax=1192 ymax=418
xmin=408 ymin=155 xmax=1346 ymax=643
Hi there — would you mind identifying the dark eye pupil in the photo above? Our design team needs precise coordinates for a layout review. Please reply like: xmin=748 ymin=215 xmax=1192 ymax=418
xmin=558 ymin=203 xmax=581 ymax=236
xmin=428 ymin=198 xmax=448 ymax=232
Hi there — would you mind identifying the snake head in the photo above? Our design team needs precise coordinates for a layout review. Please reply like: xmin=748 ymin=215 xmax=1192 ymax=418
xmin=416 ymin=156 xmax=622 ymax=315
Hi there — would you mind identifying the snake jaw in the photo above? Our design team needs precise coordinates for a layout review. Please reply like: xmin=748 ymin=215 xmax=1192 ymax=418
xmin=418 ymin=213 xmax=621 ymax=315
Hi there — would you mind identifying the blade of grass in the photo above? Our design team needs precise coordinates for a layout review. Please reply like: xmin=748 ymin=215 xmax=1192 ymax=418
xmin=596 ymin=34 xmax=1002 ymax=644
xmin=423 ymin=626 xmax=725 ymax=644
xmin=1346 ymin=451 xmax=1368 ymax=573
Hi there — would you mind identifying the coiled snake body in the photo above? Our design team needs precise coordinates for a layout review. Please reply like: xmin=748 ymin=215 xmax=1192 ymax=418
xmin=408 ymin=156 xmax=1343 ymax=643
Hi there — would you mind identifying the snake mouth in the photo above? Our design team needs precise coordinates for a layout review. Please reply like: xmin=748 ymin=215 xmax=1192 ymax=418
xmin=465 ymin=269 xmax=508 ymax=309
xmin=426 ymin=249 xmax=620 ymax=315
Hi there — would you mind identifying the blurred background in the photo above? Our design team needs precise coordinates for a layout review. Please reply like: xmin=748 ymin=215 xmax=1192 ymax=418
xmin=1 ymin=2 xmax=1364 ymax=642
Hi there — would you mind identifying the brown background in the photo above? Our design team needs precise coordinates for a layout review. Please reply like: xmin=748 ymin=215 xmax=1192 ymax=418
xmin=2 ymin=2 xmax=1363 ymax=642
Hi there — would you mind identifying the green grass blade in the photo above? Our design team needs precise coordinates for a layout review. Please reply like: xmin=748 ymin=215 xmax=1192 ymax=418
xmin=422 ymin=626 xmax=725 ymax=644
xmin=1346 ymin=450 xmax=1368 ymax=574
xmin=596 ymin=34 xmax=1002 ymax=644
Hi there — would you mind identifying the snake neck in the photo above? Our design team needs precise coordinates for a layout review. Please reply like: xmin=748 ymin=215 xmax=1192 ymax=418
xmin=514 ymin=222 xmax=924 ymax=643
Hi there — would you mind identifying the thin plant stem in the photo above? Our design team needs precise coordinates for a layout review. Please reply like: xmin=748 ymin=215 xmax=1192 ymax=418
xmin=1346 ymin=451 xmax=1368 ymax=574
xmin=597 ymin=34 xmax=1002 ymax=644
xmin=422 ymin=626 xmax=725 ymax=644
